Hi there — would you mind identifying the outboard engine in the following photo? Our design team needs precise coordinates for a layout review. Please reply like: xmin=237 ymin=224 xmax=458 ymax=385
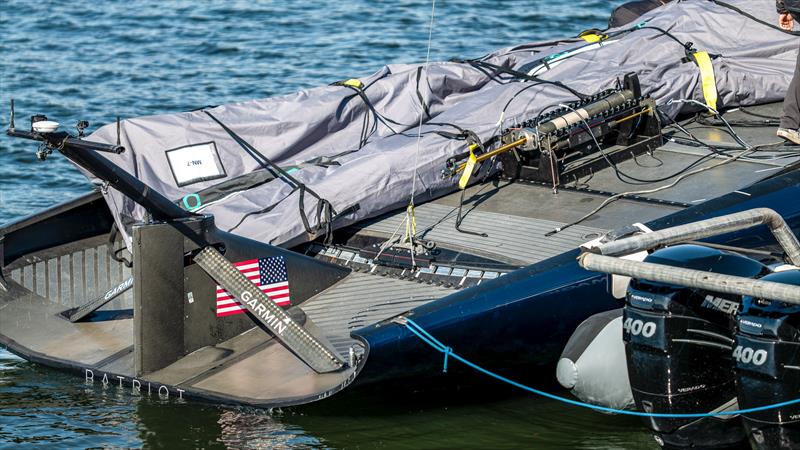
xmin=624 ymin=244 xmax=769 ymax=449
xmin=734 ymin=270 xmax=800 ymax=449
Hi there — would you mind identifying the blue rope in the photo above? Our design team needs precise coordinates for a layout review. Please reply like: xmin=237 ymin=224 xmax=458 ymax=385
xmin=403 ymin=318 xmax=800 ymax=419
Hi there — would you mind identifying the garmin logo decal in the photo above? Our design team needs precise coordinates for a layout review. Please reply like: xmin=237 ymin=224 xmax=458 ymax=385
xmin=104 ymin=277 xmax=134 ymax=301
xmin=242 ymin=290 xmax=287 ymax=335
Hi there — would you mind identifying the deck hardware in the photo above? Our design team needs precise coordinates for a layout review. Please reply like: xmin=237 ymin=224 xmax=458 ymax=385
xmin=76 ymin=120 xmax=88 ymax=137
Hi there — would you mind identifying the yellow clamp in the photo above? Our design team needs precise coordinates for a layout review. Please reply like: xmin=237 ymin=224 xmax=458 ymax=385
xmin=691 ymin=51 xmax=718 ymax=112
xmin=579 ymin=30 xmax=608 ymax=43
xmin=458 ymin=144 xmax=479 ymax=190
xmin=341 ymin=79 xmax=364 ymax=90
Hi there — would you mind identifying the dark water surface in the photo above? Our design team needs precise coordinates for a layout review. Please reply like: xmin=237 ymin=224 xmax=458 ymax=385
xmin=0 ymin=1 xmax=658 ymax=448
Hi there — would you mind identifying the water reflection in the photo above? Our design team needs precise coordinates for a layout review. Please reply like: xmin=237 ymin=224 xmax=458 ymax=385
xmin=1 ymin=349 xmax=657 ymax=449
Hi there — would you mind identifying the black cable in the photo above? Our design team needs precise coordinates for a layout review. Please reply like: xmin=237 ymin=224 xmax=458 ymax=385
xmin=457 ymin=59 xmax=590 ymax=100
xmin=501 ymin=82 xmax=545 ymax=116
xmin=637 ymin=25 xmax=691 ymax=48
xmin=333 ymin=81 xmax=475 ymax=145
xmin=667 ymin=135 xmax=800 ymax=158
xmin=697 ymin=116 xmax=780 ymax=128
xmin=562 ymin=103 xmax=731 ymax=185
xmin=738 ymin=106 xmax=782 ymax=120
xmin=205 ymin=111 xmax=336 ymax=236
xmin=659 ymin=107 xmax=800 ymax=162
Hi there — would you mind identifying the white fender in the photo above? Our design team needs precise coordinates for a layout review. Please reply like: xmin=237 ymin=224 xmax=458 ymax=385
xmin=556 ymin=308 xmax=633 ymax=411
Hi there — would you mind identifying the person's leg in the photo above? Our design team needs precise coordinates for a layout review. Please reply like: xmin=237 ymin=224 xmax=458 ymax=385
xmin=781 ymin=45 xmax=800 ymax=129
xmin=778 ymin=44 xmax=800 ymax=144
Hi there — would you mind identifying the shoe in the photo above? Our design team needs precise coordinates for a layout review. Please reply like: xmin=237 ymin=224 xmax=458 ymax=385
xmin=777 ymin=128 xmax=800 ymax=145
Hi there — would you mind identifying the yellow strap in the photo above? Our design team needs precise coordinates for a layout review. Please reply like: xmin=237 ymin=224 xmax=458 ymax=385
xmin=404 ymin=204 xmax=417 ymax=243
xmin=692 ymin=51 xmax=718 ymax=112
xmin=580 ymin=34 xmax=602 ymax=43
xmin=342 ymin=78 xmax=364 ymax=89
xmin=578 ymin=31 xmax=607 ymax=43
xmin=458 ymin=145 xmax=479 ymax=190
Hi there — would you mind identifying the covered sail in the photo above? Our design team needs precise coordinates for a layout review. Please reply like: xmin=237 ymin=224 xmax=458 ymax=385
xmin=83 ymin=0 xmax=797 ymax=248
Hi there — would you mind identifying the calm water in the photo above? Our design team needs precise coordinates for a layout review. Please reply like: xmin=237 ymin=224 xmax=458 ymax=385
xmin=0 ymin=1 xmax=658 ymax=448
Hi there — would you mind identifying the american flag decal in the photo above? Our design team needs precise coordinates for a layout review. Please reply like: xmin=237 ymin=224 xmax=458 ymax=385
xmin=216 ymin=256 xmax=291 ymax=317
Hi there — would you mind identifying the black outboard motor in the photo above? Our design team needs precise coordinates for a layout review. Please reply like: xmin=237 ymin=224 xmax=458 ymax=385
xmin=624 ymin=244 xmax=770 ymax=449
xmin=735 ymin=270 xmax=800 ymax=449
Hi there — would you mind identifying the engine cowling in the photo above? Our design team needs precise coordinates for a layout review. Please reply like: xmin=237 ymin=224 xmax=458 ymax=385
xmin=624 ymin=244 xmax=769 ymax=449
xmin=734 ymin=269 xmax=800 ymax=450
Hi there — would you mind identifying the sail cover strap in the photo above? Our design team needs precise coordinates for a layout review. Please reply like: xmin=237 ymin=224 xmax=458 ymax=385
xmin=205 ymin=112 xmax=337 ymax=239
xmin=692 ymin=51 xmax=719 ymax=111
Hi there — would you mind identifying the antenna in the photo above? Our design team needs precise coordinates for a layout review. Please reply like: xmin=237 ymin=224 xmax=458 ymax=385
xmin=116 ymin=116 xmax=121 ymax=146
xmin=9 ymin=98 xmax=15 ymax=131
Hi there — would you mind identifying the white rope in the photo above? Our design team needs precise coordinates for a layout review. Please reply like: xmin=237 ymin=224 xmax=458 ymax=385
xmin=410 ymin=0 xmax=437 ymax=206
xmin=399 ymin=0 xmax=437 ymax=268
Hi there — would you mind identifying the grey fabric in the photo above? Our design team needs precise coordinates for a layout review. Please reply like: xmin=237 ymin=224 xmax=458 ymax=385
xmin=79 ymin=0 xmax=799 ymax=250
xmin=782 ymin=44 xmax=800 ymax=129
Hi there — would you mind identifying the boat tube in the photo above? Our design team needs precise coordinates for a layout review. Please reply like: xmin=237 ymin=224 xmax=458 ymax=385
xmin=556 ymin=308 xmax=633 ymax=411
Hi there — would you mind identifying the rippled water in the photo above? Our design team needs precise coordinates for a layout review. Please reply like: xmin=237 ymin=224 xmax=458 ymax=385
xmin=1 ymin=1 xmax=658 ymax=448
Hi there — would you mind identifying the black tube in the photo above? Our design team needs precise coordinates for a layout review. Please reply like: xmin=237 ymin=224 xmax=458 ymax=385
xmin=7 ymin=128 xmax=190 ymax=221
xmin=58 ymin=143 xmax=191 ymax=221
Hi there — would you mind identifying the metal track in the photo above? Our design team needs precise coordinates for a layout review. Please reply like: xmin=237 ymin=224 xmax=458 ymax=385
xmin=356 ymin=203 xmax=602 ymax=265
xmin=300 ymin=272 xmax=455 ymax=355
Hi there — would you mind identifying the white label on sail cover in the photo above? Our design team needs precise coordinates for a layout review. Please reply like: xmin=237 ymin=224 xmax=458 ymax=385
xmin=166 ymin=142 xmax=226 ymax=187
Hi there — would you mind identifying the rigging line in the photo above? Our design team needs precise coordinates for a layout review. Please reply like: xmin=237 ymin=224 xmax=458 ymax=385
xmin=410 ymin=0 xmax=437 ymax=207
xmin=463 ymin=59 xmax=589 ymax=100
xmin=404 ymin=0 xmax=437 ymax=269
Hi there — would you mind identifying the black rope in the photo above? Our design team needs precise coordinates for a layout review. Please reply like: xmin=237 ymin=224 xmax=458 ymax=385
xmin=205 ymin=111 xmax=336 ymax=237
xmin=331 ymin=78 xmax=468 ymax=144
xmin=456 ymin=59 xmax=590 ymax=100
xmin=227 ymin=196 xmax=286 ymax=233
xmin=107 ymin=222 xmax=132 ymax=268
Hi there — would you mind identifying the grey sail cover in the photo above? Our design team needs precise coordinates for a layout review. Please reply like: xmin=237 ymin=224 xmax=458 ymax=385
xmin=82 ymin=0 xmax=798 ymax=249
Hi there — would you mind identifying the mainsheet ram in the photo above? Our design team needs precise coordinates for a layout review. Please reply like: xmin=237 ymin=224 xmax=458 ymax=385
xmin=83 ymin=0 xmax=799 ymax=249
